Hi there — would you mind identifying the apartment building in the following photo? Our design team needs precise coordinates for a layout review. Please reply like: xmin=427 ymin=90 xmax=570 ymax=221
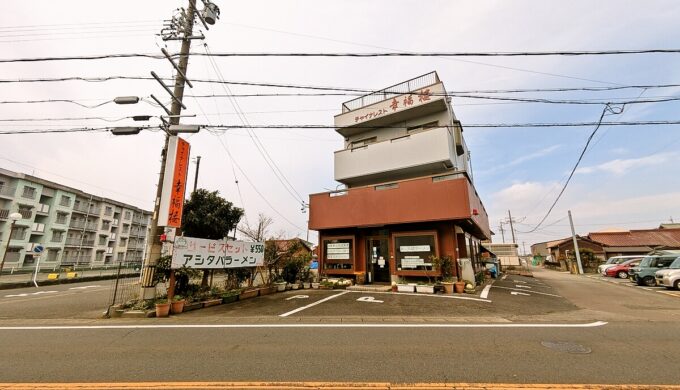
xmin=0 ymin=167 xmax=151 ymax=269
xmin=308 ymin=72 xmax=491 ymax=285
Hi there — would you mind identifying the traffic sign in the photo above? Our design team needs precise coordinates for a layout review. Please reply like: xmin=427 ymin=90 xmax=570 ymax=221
xmin=33 ymin=245 xmax=44 ymax=254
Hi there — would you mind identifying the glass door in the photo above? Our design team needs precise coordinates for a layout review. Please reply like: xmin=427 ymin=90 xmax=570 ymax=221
xmin=367 ymin=237 xmax=390 ymax=283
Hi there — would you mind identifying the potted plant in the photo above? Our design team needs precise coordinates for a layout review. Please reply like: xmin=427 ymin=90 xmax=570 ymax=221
xmin=396 ymin=279 xmax=415 ymax=293
xmin=454 ymin=279 xmax=466 ymax=293
xmin=239 ymin=287 xmax=259 ymax=300
xmin=274 ymin=277 xmax=287 ymax=292
xmin=155 ymin=298 xmax=170 ymax=318
xmin=221 ymin=289 xmax=240 ymax=304
xmin=432 ymin=256 xmax=455 ymax=294
xmin=170 ymin=295 xmax=185 ymax=314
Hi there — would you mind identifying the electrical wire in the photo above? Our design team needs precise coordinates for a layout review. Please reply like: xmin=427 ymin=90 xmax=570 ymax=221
xmin=523 ymin=104 xmax=623 ymax=234
xmin=3 ymin=48 xmax=680 ymax=63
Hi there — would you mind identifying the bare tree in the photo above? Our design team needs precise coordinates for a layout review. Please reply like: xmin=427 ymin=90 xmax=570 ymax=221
xmin=238 ymin=213 xmax=273 ymax=242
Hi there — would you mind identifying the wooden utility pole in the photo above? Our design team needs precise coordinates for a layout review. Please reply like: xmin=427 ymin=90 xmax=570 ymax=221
xmin=498 ymin=221 xmax=506 ymax=243
xmin=193 ymin=156 xmax=201 ymax=193
xmin=568 ymin=210 xmax=584 ymax=274
xmin=507 ymin=210 xmax=516 ymax=244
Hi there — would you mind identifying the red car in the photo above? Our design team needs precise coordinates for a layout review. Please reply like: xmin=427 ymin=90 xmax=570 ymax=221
xmin=605 ymin=259 xmax=642 ymax=279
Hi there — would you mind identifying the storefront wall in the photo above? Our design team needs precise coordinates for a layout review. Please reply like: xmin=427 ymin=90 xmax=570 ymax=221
xmin=319 ymin=220 xmax=485 ymax=283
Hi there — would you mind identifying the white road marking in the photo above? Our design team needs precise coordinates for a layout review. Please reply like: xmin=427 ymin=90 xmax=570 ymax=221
xmin=514 ymin=285 xmax=531 ymax=289
xmin=279 ymin=291 xmax=349 ymax=317
xmin=357 ymin=296 xmax=383 ymax=303
xmin=501 ymin=275 xmax=507 ymax=280
xmin=0 ymin=288 xmax=110 ymax=305
xmin=510 ymin=291 xmax=531 ymax=296
xmin=285 ymin=295 xmax=309 ymax=300
xmin=0 ymin=321 xmax=609 ymax=330
xmin=344 ymin=290 xmax=491 ymax=303
xmin=492 ymin=286 xmax=562 ymax=298
xmin=480 ymin=282 xmax=493 ymax=299
xmin=4 ymin=291 xmax=58 ymax=298
xmin=69 ymin=285 xmax=100 ymax=290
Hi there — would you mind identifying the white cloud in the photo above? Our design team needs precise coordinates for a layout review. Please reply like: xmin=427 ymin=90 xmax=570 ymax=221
xmin=576 ymin=153 xmax=676 ymax=175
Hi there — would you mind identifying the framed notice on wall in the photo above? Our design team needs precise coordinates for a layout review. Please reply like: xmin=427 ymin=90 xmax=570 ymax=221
xmin=323 ymin=238 xmax=353 ymax=269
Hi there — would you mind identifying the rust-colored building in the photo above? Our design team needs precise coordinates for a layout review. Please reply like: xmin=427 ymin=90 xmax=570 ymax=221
xmin=308 ymin=72 xmax=490 ymax=285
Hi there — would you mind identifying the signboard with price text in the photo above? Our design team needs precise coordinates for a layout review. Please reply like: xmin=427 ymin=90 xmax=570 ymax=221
xmin=170 ymin=236 xmax=265 ymax=269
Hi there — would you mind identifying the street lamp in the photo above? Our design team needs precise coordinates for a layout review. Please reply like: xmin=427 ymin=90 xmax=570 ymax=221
xmin=0 ymin=212 xmax=23 ymax=280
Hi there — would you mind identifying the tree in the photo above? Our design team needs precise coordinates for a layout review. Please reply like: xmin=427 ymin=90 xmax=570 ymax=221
xmin=238 ymin=213 xmax=273 ymax=242
xmin=182 ymin=189 xmax=243 ymax=239
xmin=181 ymin=189 xmax=244 ymax=287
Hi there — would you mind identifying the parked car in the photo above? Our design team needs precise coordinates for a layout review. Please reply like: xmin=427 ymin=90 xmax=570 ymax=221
xmin=605 ymin=258 xmax=643 ymax=279
xmin=655 ymin=257 xmax=680 ymax=290
xmin=598 ymin=256 xmax=643 ymax=276
xmin=628 ymin=255 xmax=679 ymax=286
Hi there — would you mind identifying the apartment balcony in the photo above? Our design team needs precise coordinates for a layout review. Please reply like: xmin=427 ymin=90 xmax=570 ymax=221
xmin=69 ymin=220 xmax=98 ymax=231
xmin=18 ymin=209 xmax=33 ymax=219
xmin=64 ymin=238 xmax=95 ymax=247
xmin=309 ymin=173 xmax=491 ymax=239
xmin=10 ymin=230 xmax=27 ymax=241
xmin=31 ymin=223 xmax=45 ymax=234
xmin=0 ymin=185 xmax=16 ymax=199
xmin=106 ymin=247 xmax=114 ymax=255
xmin=334 ymin=126 xmax=457 ymax=186
xmin=0 ymin=209 xmax=9 ymax=220
xmin=335 ymin=73 xmax=448 ymax=137
xmin=109 ymin=233 xmax=117 ymax=241
xmin=61 ymin=255 xmax=91 ymax=265
xmin=72 ymin=203 xmax=100 ymax=215
xmin=35 ymin=203 xmax=50 ymax=215
xmin=41 ymin=187 xmax=55 ymax=197
xmin=112 ymin=219 xmax=119 ymax=227
xmin=3 ymin=252 xmax=20 ymax=262
xmin=25 ymin=242 xmax=43 ymax=252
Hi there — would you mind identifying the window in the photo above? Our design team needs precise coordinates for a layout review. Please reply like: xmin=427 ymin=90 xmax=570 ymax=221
xmin=124 ymin=211 xmax=131 ymax=220
xmin=47 ymin=249 xmax=60 ymax=262
xmin=22 ymin=186 xmax=36 ymax=199
xmin=98 ymin=235 xmax=107 ymax=245
xmin=104 ymin=206 xmax=113 ymax=216
xmin=60 ymin=195 xmax=71 ymax=207
xmin=122 ymin=224 xmax=130 ymax=233
xmin=407 ymin=120 xmax=439 ymax=133
xmin=51 ymin=231 xmax=64 ymax=243
xmin=323 ymin=238 xmax=353 ymax=270
xmin=117 ymin=252 xmax=125 ymax=261
xmin=101 ymin=220 xmax=110 ymax=230
xmin=350 ymin=136 xmax=377 ymax=149
xmin=394 ymin=234 xmax=437 ymax=271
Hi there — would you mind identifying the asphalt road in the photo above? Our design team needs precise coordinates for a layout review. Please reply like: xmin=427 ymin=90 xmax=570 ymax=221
xmin=0 ymin=268 xmax=678 ymax=386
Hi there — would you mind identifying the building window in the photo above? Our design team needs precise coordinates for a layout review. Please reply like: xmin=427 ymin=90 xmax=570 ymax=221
xmin=122 ymin=224 xmax=129 ymax=233
xmin=51 ymin=231 xmax=64 ymax=243
xmin=56 ymin=212 xmax=68 ymax=224
xmin=350 ymin=136 xmax=377 ymax=149
xmin=323 ymin=238 xmax=353 ymax=270
xmin=407 ymin=120 xmax=439 ymax=134
xmin=60 ymin=195 xmax=71 ymax=207
xmin=101 ymin=220 xmax=110 ymax=230
xmin=394 ymin=233 xmax=437 ymax=271
xmin=117 ymin=252 xmax=125 ymax=262
xmin=104 ymin=206 xmax=113 ymax=216
xmin=98 ymin=235 xmax=107 ymax=246
xmin=124 ymin=211 xmax=131 ymax=220
xmin=47 ymin=249 xmax=60 ymax=262
xmin=21 ymin=186 xmax=36 ymax=199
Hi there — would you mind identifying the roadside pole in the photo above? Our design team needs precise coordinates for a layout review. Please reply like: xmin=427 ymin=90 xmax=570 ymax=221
xmin=568 ymin=210 xmax=584 ymax=274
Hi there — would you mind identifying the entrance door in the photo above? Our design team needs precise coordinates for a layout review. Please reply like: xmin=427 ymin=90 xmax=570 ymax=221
xmin=367 ymin=238 xmax=390 ymax=283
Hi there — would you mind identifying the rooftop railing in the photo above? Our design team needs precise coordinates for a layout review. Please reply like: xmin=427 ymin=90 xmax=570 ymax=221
xmin=341 ymin=71 xmax=439 ymax=113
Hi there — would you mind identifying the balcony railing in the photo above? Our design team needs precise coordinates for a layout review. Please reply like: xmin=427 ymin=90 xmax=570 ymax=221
xmin=36 ymin=204 xmax=50 ymax=215
xmin=0 ymin=209 xmax=9 ymax=219
xmin=72 ymin=203 xmax=100 ymax=215
xmin=0 ymin=185 xmax=16 ymax=198
xmin=10 ymin=230 xmax=27 ymax=240
xmin=61 ymin=256 xmax=91 ymax=264
xmin=64 ymin=238 xmax=95 ymax=247
xmin=3 ymin=252 xmax=20 ymax=262
xmin=69 ymin=220 xmax=98 ymax=231
xmin=342 ymin=71 xmax=439 ymax=113
xmin=18 ymin=209 xmax=32 ymax=219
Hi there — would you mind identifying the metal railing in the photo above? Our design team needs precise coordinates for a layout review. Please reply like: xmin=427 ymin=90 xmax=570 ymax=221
xmin=0 ymin=185 xmax=16 ymax=198
xmin=65 ymin=238 xmax=95 ymax=247
xmin=342 ymin=71 xmax=439 ymax=113
xmin=69 ymin=220 xmax=98 ymax=231
xmin=72 ymin=203 xmax=100 ymax=215
xmin=18 ymin=209 xmax=32 ymax=219
xmin=10 ymin=230 xmax=27 ymax=240
xmin=0 ymin=209 xmax=9 ymax=219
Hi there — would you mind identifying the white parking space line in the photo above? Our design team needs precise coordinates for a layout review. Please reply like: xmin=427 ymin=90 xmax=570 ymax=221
xmin=0 ymin=321 xmax=609 ymax=330
xmin=279 ymin=291 xmax=349 ymax=317
xmin=492 ymin=286 xmax=562 ymax=298
xmin=480 ymin=282 xmax=493 ymax=299
xmin=344 ymin=290 xmax=491 ymax=302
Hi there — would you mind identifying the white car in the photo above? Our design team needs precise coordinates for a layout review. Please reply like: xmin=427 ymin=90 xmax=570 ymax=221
xmin=655 ymin=257 xmax=680 ymax=289
xmin=598 ymin=256 xmax=643 ymax=275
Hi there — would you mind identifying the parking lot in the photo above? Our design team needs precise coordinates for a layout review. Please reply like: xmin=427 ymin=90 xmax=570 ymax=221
xmin=586 ymin=273 xmax=680 ymax=298
xmin=173 ymin=273 xmax=583 ymax=323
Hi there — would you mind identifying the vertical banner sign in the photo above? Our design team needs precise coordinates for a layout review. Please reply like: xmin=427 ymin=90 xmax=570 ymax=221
xmin=158 ymin=136 xmax=191 ymax=227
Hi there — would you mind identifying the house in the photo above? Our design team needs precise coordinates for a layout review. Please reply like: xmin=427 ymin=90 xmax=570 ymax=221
xmin=308 ymin=72 xmax=491 ymax=285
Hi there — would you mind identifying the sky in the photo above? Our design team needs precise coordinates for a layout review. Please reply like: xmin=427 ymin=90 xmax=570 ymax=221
xmin=1 ymin=1 xmax=680 ymax=252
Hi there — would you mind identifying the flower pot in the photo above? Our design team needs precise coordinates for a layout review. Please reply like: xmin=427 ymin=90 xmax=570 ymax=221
xmin=454 ymin=281 xmax=465 ymax=294
xmin=155 ymin=302 xmax=170 ymax=318
xmin=275 ymin=282 xmax=287 ymax=292
xmin=239 ymin=289 xmax=258 ymax=300
xmin=397 ymin=284 xmax=415 ymax=293
xmin=291 ymin=284 xmax=299 ymax=290
xmin=202 ymin=298 xmax=222 ymax=307
xmin=311 ymin=282 xmax=320 ymax=289
xmin=442 ymin=282 xmax=454 ymax=294
xmin=170 ymin=299 xmax=185 ymax=314
xmin=415 ymin=285 xmax=434 ymax=294
xmin=258 ymin=286 xmax=273 ymax=296
xmin=221 ymin=294 xmax=239 ymax=304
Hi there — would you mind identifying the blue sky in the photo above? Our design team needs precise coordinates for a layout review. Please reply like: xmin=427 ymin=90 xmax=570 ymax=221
xmin=1 ymin=1 xmax=679 ymax=249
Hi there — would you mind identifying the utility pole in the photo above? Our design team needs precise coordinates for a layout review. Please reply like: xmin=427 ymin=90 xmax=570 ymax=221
xmin=507 ymin=210 xmax=516 ymax=244
xmin=139 ymin=0 xmax=200 ymax=300
xmin=522 ymin=241 xmax=527 ymax=257
xmin=568 ymin=210 xmax=584 ymax=275
xmin=193 ymin=155 xmax=201 ymax=193
xmin=498 ymin=221 xmax=506 ymax=243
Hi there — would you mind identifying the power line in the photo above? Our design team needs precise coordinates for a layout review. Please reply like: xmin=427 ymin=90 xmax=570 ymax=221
xmin=3 ymin=48 xmax=680 ymax=63
xmin=523 ymin=104 xmax=622 ymax=233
